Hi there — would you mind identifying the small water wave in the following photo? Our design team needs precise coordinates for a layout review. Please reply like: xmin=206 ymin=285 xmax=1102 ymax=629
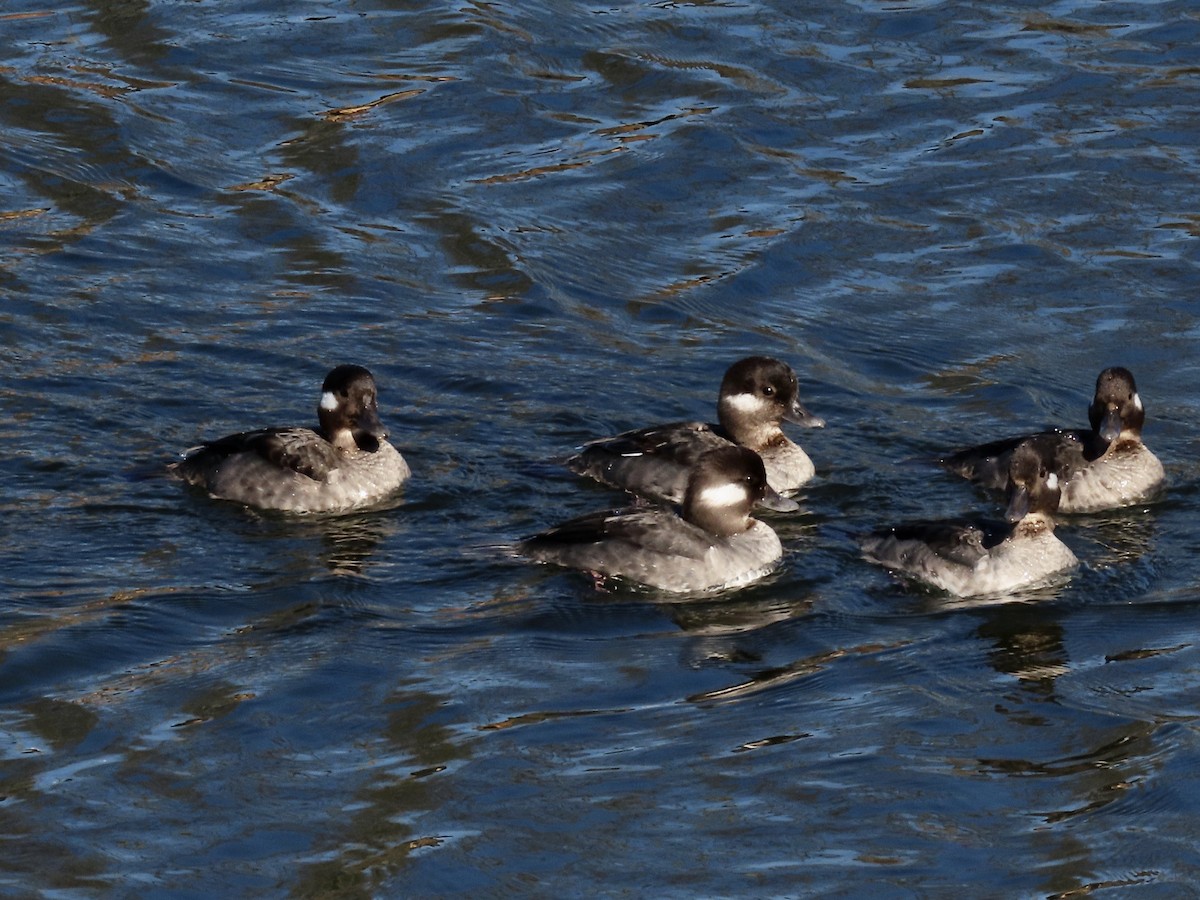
xmin=3 ymin=0 xmax=1200 ymax=894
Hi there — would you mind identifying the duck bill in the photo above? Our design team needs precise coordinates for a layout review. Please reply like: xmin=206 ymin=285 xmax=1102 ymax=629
xmin=784 ymin=400 xmax=825 ymax=429
xmin=757 ymin=484 xmax=800 ymax=513
xmin=1005 ymin=485 xmax=1031 ymax=524
xmin=1099 ymin=406 xmax=1122 ymax=443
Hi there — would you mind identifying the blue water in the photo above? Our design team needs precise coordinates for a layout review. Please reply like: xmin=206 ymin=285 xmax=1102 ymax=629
xmin=3 ymin=0 xmax=1200 ymax=895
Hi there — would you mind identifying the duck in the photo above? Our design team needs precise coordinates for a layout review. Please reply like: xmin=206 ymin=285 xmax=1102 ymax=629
xmin=170 ymin=364 xmax=410 ymax=513
xmin=564 ymin=356 xmax=824 ymax=505
xmin=862 ymin=436 xmax=1079 ymax=597
xmin=522 ymin=446 xmax=790 ymax=593
xmin=940 ymin=367 xmax=1163 ymax=513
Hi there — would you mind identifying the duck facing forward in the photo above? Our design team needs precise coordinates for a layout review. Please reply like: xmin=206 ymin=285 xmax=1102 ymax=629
xmin=523 ymin=446 xmax=790 ymax=593
xmin=862 ymin=437 xmax=1078 ymax=598
xmin=170 ymin=364 xmax=410 ymax=513
xmin=941 ymin=367 xmax=1164 ymax=513
xmin=565 ymin=356 xmax=824 ymax=505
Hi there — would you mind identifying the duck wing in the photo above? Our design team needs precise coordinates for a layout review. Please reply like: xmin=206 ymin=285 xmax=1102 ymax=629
xmin=565 ymin=421 xmax=730 ymax=501
xmin=941 ymin=428 xmax=1094 ymax=489
xmin=185 ymin=427 xmax=339 ymax=482
xmin=523 ymin=508 xmax=714 ymax=561
xmin=866 ymin=517 xmax=1012 ymax=568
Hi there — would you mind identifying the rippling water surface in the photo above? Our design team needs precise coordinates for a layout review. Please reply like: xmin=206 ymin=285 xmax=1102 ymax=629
xmin=3 ymin=0 xmax=1200 ymax=895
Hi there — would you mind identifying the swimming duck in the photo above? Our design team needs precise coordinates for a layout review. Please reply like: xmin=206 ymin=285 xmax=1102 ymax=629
xmin=523 ymin=446 xmax=790 ymax=593
xmin=863 ymin=436 xmax=1078 ymax=597
xmin=565 ymin=356 xmax=824 ymax=504
xmin=171 ymin=364 xmax=410 ymax=513
xmin=941 ymin=367 xmax=1163 ymax=513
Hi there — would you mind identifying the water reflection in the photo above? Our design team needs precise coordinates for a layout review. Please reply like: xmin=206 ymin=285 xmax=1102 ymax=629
xmin=416 ymin=200 xmax=536 ymax=300
xmin=0 ymin=71 xmax=125 ymax=242
xmin=5 ymin=696 xmax=99 ymax=755
xmin=666 ymin=590 xmax=814 ymax=638
xmin=0 ymin=586 xmax=473 ymax=895
xmin=174 ymin=501 xmax=404 ymax=585
xmin=275 ymin=509 xmax=402 ymax=580
xmin=976 ymin=717 xmax=1160 ymax=825
xmin=293 ymin=683 xmax=473 ymax=896
xmin=977 ymin=605 xmax=1069 ymax=700
xmin=79 ymin=0 xmax=173 ymax=68
xmin=686 ymin=640 xmax=904 ymax=706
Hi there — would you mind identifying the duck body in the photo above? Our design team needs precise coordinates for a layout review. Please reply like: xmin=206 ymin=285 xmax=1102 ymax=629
xmin=941 ymin=367 xmax=1163 ymax=514
xmin=522 ymin=507 xmax=783 ymax=594
xmin=566 ymin=420 xmax=814 ymax=508
xmin=171 ymin=365 xmax=410 ymax=514
xmin=524 ymin=446 xmax=788 ymax=593
xmin=865 ymin=436 xmax=1078 ymax=597
xmin=861 ymin=514 xmax=1077 ymax=598
xmin=566 ymin=356 xmax=823 ymax=504
xmin=944 ymin=430 xmax=1163 ymax=515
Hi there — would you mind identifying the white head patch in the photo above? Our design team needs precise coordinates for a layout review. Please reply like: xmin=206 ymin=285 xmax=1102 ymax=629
xmin=1133 ymin=393 xmax=1143 ymax=412
xmin=320 ymin=391 xmax=339 ymax=412
xmin=698 ymin=482 xmax=748 ymax=509
xmin=723 ymin=392 xmax=766 ymax=414
xmin=1046 ymin=472 xmax=1058 ymax=491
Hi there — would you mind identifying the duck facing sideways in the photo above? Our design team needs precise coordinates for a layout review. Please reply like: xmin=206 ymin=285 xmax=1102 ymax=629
xmin=170 ymin=364 xmax=410 ymax=514
xmin=941 ymin=367 xmax=1164 ymax=514
xmin=565 ymin=356 xmax=824 ymax=505
xmin=523 ymin=446 xmax=790 ymax=593
xmin=862 ymin=437 xmax=1079 ymax=598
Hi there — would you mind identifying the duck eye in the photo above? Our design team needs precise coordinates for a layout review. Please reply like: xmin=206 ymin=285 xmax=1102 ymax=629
xmin=762 ymin=385 xmax=775 ymax=397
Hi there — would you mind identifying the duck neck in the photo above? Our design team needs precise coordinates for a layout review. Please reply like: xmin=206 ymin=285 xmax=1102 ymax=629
xmin=717 ymin=402 xmax=778 ymax=450
xmin=328 ymin=428 xmax=360 ymax=453
xmin=683 ymin=494 xmax=752 ymax=537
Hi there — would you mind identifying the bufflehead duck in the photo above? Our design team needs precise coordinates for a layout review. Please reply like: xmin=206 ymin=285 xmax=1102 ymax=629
xmin=941 ymin=367 xmax=1164 ymax=514
xmin=171 ymin=364 xmax=410 ymax=513
xmin=862 ymin=436 xmax=1078 ymax=597
xmin=523 ymin=446 xmax=790 ymax=593
xmin=565 ymin=356 xmax=824 ymax=504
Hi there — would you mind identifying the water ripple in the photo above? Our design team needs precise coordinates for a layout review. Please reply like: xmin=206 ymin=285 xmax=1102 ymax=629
xmin=4 ymin=0 xmax=1200 ymax=894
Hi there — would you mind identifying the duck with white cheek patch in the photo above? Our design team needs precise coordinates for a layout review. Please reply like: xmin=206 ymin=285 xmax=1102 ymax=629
xmin=523 ymin=446 xmax=791 ymax=594
xmin=862 ymin=435 xmax=1079 ymax=598
xmin=565 ymin=356 xmax=825 ymax=505
xmin=941 ymin=367 xmax=1164 ymax=513
xmin=170 ymin=365 xmax=410 ymax=513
